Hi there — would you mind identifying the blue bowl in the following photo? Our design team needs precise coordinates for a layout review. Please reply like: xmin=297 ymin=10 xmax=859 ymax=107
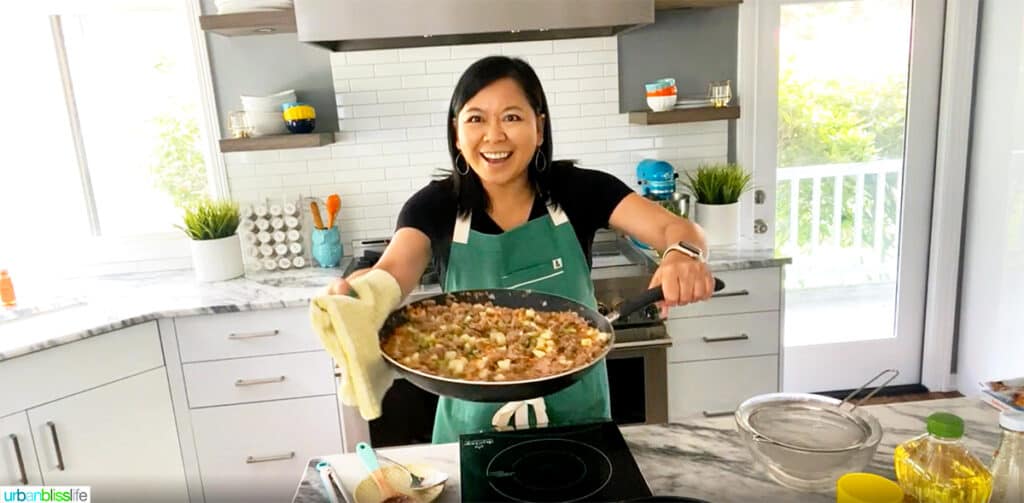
xmin=286 ymin=118 xmax=315 ymax=134
xmin=644 ymin=78 xmax=676 ymax=93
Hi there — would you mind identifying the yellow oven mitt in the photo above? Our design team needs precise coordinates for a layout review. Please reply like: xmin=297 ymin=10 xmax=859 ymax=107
xmin=309 ymin=269 xmax=401 ymax=420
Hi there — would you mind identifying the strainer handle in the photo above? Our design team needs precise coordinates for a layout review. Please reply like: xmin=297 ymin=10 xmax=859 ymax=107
xmin=840 ymin=369 xmax=899 ymax=411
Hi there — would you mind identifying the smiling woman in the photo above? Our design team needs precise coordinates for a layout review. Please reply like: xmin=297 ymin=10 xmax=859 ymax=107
xmin=327 ymin=55 xmax=714 ymax=445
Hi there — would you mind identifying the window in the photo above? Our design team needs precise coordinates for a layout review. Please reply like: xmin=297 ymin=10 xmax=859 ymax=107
xmin=0 ymin=1 xmax=217 ymax=279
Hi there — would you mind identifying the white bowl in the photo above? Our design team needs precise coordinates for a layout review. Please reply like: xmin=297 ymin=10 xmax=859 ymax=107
xmin=241 ymin=89 xmax=297 ymax=113
xmin=647 ymin=95 xmax=677 ymax=112
xmin=247 ymin=111 xmax=287 ymax=137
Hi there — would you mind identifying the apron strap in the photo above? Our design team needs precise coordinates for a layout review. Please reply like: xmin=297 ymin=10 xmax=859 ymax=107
xmin=453 ymin=201 xmax=568 ymax=245
xmin=491 ymin=398 xmax=549 ymax=431
xmin=452 ymin=212 xmax=472 ymax=244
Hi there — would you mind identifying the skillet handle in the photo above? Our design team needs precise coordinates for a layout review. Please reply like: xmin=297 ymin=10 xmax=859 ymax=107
xmin=615 ymin=277 xmax=726 ymax=320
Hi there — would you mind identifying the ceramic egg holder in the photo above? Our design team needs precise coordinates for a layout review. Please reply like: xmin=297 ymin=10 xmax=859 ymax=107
xmin=239 ymin=197 xmax=309 ymax=272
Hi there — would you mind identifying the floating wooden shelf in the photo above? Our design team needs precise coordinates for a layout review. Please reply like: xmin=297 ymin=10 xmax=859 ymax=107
xmin=628 ymin=106 xmax=740 ymax=125
xmin=199 ymin=9 xmax=296 ymax=37
xmin=219 ymin=132 xmax=335 ymax=152
xmin=655 ymin=0 xmax=742 ymax=9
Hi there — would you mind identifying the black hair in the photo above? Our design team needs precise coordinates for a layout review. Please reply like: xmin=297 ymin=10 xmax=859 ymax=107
xmin=444 ymin=56 xmax=573 ymax=217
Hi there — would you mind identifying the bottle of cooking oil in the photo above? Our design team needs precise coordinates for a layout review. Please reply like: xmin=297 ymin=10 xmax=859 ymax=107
xmin=894 ymin=412 xmax=993 ymax=503
xmin=989 ymin=410 xmax=1024 ymax=503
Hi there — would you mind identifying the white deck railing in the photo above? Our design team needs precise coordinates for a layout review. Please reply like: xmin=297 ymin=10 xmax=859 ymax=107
xmin=776 ymin=160 xmax=903 ymax=287
xmin=776 ymin=159 xmax=902 ymax=253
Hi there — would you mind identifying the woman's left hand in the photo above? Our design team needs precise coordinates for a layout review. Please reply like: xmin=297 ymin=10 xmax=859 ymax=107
xmin=648 ymin=251 xmax=714 ymax=317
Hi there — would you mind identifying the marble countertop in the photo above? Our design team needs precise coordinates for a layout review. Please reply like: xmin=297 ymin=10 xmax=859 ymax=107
xmin=0 ymin=244 xmax=788 ymax=362
xmin=292 ymin=397 xmax=1002 ymax=503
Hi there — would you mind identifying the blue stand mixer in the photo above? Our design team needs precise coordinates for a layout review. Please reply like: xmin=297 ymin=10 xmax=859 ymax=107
xmin=633 ymin=159 xmax=690 ymax=250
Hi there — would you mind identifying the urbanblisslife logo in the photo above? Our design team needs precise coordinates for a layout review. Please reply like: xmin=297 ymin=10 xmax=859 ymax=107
xmin=1 ymin=487 xmax=89 ymax=502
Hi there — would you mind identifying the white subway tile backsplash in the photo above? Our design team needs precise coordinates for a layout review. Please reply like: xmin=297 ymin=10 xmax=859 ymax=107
xmin=344 ymin=49 xmax=400 ymax=65
xmin=578 ymin=51 xmax=617 ymax=65
xmin=334 ymin=169 xmax=386 ymax=184
xmin=340 ymin=117 xmax=381 ymax=131
xmin=382 ymin=140 xmax=436 ymax=155
xmin=331 ymin=143 xmax=383 ymax=158
xmin=501 ymin=40 xmax=552 ymax=55
xmin=403 ymin=74 xmax=455 ymax=88
xmin=553 ymin=38 xmax=606 ymax=53
xmin=377 ymin=88 xmax=429 ymax=103
xmin=607 ymin=138 xmax=655 ymax=151
xmin=381 ymin=114 xmax=431 ymax=129
xmin=359 ymin=154 xmax=409 ymax=169
xmin=554 ymin=65 xmax=605 ymax=80
xmin=399 ymin=46 xmax=452 ymax=62
xmin=227 ymin=36 xmax=729 ymax=243
xmin=580 ymin=76 xmax=618 ymax=91
xmin=332 ymin=64 xmax=375 ymax=79
xmin=349 ymin=77 xmax=404 ymax=92
xmin=375 ymin=62 xmax=426 ymax=77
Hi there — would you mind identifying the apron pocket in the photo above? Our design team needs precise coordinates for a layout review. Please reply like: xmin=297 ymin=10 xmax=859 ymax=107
xmin=500 ymin=259 xmax=565 ymax=289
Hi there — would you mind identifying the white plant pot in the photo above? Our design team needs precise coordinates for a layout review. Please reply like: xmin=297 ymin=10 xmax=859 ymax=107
xmin=190 ymin=234 xmax=245 ymax=282
xmin=695 ymin=202 xmax=740 ymax=247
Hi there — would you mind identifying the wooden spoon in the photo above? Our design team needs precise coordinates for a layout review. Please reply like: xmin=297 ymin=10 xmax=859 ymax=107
xmin=356 ymin=443 xmax=414 ymax=503
xmin=310 ymin=200 xmax=325 ymax=230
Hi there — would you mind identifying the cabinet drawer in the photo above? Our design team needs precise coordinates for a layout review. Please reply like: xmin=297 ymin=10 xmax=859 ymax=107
xmin=175 ymin=308 xmax=321 ymax=363
xmin=191 ymin=395 xmax=342 ymax=503
xmin=668 ymin=268 xmax=781 ymax=319
xmin=183 ymin=351 xmax=335 ymax=408
xmin=667 ymin=311 xmax=780 ymax=363
xmin=667 ymin=355 xmax=778 ymax=421
xmin=0 ymin=322 xmax=163 ymax=418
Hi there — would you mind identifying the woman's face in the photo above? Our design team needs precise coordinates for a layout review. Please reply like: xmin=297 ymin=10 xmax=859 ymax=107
xmin=454 ymin=77 xmax=545 ymax=189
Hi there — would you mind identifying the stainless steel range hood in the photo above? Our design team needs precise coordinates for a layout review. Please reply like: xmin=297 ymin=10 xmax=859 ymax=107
xmin=295 ymin=0 xmax=654 ymax=52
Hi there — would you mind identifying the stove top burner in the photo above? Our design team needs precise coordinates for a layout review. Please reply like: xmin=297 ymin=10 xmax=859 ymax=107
xmin=487 ymin=438 xmax=613 ymax=502
xmin=460 ymin=421 xmax=651 ymax=503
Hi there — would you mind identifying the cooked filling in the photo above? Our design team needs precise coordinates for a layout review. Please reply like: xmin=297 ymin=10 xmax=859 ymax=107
xmin=382 ymin=300 xmax=610 ymax=381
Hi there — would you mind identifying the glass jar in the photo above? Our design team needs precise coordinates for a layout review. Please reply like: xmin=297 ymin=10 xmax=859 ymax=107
xmin=990 ymin=410 xmax=1024 ymax=503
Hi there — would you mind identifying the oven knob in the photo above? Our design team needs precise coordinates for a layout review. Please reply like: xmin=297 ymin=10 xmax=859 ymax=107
xmin=597 ymin=302 xmax=611 ymax=316
xmin=643 ymin=304 xmax=661 ymax=320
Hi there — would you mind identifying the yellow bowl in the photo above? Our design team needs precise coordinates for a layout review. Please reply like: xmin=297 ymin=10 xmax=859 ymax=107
xmin=354 ymin=464 xmax=445 ymax=503
xmin=283 ymin=105 xmax=316 ymax=121
xmin=836 ymin=473 xmax=903 ymax=503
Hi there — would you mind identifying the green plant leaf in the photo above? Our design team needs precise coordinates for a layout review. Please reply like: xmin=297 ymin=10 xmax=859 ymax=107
xmin=179 ymin=198 xmax=240 ymax=240
xmin=681 ymin=163 xmax=753 ymax=205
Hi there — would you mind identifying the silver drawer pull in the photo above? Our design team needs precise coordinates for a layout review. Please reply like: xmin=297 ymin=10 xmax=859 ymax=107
xmin=46 ymin=421 xmax=65 ymax=471
xmin=235 ymin=375 xmax=287 ymax=386
xmin=9 ymin=434 xmax=28 ymax=485
xmin=246 ymin=451 xmax=295 ymax=464
xmin=702 ymin=410 xmax=735 ymax=418
xmin=228 ymin=329 xmax=280 ymax=340
xmin=712 ymin=289 xmax=750 ymax=299
xmin=702 ymin=334 xmax=750 ymax=343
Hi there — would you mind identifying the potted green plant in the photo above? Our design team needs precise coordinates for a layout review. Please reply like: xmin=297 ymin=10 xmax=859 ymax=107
xmin=681 ymin=163 xmax=753 ymax=247
xmin=177 ymin=198 xmax=244 ymax=282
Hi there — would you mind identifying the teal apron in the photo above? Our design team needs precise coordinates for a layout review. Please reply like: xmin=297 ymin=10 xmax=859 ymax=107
xmin=431 ymin=202 xmax=612 ymax=443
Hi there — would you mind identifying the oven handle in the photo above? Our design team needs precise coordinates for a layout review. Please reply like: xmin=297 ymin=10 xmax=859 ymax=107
xmin=612 ymin=339 xmax=673 ymax=350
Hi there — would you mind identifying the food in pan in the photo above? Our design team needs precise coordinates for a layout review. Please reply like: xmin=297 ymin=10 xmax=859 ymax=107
xmin=382 ymin=300 xmax=611 ymax=381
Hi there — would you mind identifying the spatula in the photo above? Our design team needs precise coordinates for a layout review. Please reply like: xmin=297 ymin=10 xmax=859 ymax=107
xmin=356 ymin=442 xmax=414 ymax=503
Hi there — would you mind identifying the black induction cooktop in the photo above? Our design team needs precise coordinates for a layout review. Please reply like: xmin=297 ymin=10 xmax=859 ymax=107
xmin=459 ymin=421 xmax=652 ymax=503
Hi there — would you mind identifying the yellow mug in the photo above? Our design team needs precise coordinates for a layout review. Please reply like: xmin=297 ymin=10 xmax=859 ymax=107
xmin=836 ymin=473 xmax=904 ymax=503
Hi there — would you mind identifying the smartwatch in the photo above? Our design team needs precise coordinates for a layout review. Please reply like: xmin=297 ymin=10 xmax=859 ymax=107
xmin=663 ymin=241 xmax=707 ymax=263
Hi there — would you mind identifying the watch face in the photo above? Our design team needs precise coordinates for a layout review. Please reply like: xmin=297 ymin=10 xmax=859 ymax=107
xmin=677 ymin=241 xmax=701 ymax=255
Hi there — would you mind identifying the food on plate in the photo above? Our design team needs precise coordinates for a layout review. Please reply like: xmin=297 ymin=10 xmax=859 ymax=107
xmin=382 ymin=300 xmax=610 ymax=381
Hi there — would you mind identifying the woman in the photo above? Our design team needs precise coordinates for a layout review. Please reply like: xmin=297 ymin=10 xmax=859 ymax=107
xmin=329 ymin=56 xmax=713 ymax=443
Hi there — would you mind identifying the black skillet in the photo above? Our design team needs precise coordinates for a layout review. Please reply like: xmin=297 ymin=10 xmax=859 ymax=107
xmin=378 ymin=278 xmax=725 ymax=402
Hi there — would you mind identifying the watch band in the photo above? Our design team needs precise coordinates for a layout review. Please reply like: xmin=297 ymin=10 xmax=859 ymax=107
xmin=664 ymin=241 xmax=707 ymax=263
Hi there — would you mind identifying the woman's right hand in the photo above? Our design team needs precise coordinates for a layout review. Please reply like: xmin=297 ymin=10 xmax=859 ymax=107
xmin=327 ymin=269 xmax=370 ymax=295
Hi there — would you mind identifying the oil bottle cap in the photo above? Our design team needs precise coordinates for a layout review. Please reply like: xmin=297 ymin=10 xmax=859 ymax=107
xmin=927 ymin=412 xmax=964 ymax=439
xmin=1000 ymin=410 xmax=1024 ymax=432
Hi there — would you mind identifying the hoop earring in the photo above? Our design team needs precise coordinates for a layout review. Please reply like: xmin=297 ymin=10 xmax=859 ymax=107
xmin=455 ymin=152 xmax=469 ymax=176
xmin=534 ymin=149 xmax=548 ymax=173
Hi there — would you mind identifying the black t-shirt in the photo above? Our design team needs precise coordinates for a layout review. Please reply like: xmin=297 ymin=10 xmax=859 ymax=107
xmin=396 ymin=165 xmax=634 ymax=282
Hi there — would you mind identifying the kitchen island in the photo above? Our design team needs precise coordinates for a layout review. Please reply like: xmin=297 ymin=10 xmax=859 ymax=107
xmin=292 ymin=397 xmax=1001 ymax=503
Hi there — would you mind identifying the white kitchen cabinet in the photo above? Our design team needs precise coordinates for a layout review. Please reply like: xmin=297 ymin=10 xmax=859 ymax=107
xmin=668 ymin=355 xmax=779 ymax=421
xmin=182 ymin=350 xmax=335 ymax=408
xmin=665 ymin=266 xmax=784 ymax=420
xmin=175 ymin=307 xmax=320 ymax=362
xmin=190 ymin=395 xmax=342 ymax=503
xmin=27 ymin=367 xmax=188 ymax=502
xmin=0 ymin=412 xmax=42 ymax=486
